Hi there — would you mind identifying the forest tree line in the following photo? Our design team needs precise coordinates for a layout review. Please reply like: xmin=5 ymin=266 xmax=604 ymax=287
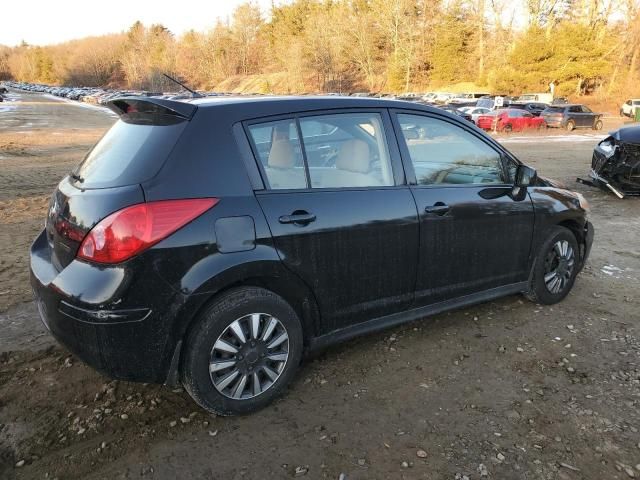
xmin=0 ymin=0 xmax=638 ymax=100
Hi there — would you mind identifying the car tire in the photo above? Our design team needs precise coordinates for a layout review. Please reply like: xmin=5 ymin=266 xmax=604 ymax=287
xmin=566 ymin=120 xmax=576 ymax=132
xmin=525 ymin=226 xmax=580 ymax=305
xmin=593 ymin=120 xmax=603 ymax=130
xmin=181 ymin=287 xmax=303 ymax=415
xmin=503 ymin=123 xmax=513 ymax=133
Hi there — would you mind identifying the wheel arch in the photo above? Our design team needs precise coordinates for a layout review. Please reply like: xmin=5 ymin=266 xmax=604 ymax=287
xmin=557 ymin=218 xmax=587 ymax=261
xmin=164 ymin=262 xmax=321 ymax=386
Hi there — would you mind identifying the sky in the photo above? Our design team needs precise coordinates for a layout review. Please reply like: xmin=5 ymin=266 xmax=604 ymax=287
xmin=0 ymin=0 xmax=275 ymax=47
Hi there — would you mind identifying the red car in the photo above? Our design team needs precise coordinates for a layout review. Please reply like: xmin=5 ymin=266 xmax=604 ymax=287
xmin=476 ymin=109 xmax=547 ymax=132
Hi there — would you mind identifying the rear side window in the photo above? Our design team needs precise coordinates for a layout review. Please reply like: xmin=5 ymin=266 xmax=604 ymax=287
xmin=397 ymin=114 xmax=505 ymax=186
xmin=247 ymin=119 xmax=306 ymax=190
xmin=248 ymin=113 xmax=394 ymax=190
xmin=74 ymin=120 xmax=187 ymax=189
xmin=300 ymin=113 xmax=393 ymax=188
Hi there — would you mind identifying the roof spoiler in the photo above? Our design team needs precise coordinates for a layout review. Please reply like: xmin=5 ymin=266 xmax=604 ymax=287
xmin=105 ymin=96 xmax=197 ymax=120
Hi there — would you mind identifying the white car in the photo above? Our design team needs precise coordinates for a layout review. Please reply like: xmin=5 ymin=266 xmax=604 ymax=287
xmin=460 ymin=106 xmax=492 ymax=124
xmin=620 ymin=99 xmax=640 ymax=117
xmin=434 ymin=93 xmax=454 ymax=104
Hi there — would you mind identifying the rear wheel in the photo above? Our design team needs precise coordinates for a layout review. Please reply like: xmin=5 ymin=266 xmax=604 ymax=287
xmin=525 ymin=226 xmax=580 ymax=305
xmin=503 ymin=123 xmax=513 ymax=133
xmin=593 ymin=119 xmax=603 ymax=131
xmin=181 ymin=287 xmax=303 ymax=415
xmin=566 ymin=120 xmax=576 ymax=132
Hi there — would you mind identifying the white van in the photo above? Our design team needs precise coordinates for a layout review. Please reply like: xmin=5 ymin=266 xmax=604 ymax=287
xmin=517 ymin=93 xmax=553 ymax=104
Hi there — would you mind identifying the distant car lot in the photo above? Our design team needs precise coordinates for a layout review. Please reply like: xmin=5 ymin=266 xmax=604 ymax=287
xmin=5 ymin=81 xmax=616 ymax=134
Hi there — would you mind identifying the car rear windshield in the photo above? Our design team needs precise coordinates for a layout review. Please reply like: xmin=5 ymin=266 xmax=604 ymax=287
xmin=545 ymin=106 xmax=565 ymax=113
xmin=73 ymin=119 xmax=187 ymax=189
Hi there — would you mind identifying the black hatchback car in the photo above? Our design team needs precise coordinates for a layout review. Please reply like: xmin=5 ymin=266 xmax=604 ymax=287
xmin=31 ymin=96 xmax=594 ymax=415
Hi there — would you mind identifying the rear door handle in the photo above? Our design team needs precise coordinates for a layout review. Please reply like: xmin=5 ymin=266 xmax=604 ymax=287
xmin=425 ymin=203 xmax=450 ymax=216
xmin=278 ymin=211 xmax=316 ymax=226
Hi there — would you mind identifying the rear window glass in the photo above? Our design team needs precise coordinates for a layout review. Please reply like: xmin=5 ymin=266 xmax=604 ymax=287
xmin=73 ymin=120 xmax=187 ymax=188
xmin=545 ymin=106 xmax=565 ymax=113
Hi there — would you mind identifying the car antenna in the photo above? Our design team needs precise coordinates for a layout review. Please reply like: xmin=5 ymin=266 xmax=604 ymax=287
xmin=162 ymin=73 xmax=202 ymax=98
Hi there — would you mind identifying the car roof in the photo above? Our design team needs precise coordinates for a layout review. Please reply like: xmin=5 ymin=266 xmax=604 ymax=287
xmin=109 ymin=94 xmax=482 ymax=130
xmin=187 ymin=95 xmax=428 ymax=110
xmin=164 ymin=95 xmax=463 ymax=122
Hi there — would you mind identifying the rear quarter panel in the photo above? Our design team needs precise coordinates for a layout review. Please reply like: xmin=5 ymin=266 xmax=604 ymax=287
xmin=138 ymin=107 xmax=320 ymax=350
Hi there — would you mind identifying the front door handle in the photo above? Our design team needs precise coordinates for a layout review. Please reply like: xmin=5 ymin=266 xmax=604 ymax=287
xmin=278 ymin=211 xmax=316 ymax=226
xmin=425 ymin=203 xmax=450 ymax=216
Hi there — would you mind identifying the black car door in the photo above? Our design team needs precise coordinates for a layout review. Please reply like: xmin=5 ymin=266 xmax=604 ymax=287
xmin=245 ymin=111 xmax=419 ymax=334
xmin=391 ymin=110 xmax=535 ymax=305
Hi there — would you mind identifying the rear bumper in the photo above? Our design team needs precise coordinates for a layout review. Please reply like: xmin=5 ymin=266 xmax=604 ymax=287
xmin=544 ymin=119 xmax=563 ymax=128
xmin=30 ymin=229 xmax=181 ymax=383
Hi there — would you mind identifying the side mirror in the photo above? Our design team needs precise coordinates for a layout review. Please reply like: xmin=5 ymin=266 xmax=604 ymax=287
xmin=515 ymin=164 xmax=537 ymax=187
xmin=511 ymin=164 xmax=537 ymax=201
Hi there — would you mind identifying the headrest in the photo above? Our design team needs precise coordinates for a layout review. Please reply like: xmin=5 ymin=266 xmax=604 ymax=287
xmin=268 ymin=139 xmax=295 ymax=169
xmin=336 ymin=139 xmax=371 ymax=174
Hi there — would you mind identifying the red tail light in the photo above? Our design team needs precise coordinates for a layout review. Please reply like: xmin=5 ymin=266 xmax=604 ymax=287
xmin=77 ymin=198 xmax=218 ymax=264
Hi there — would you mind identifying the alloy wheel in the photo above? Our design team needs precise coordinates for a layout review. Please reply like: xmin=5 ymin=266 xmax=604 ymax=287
xmin=543 ymin=240 xmax=575 ymax=294
xmin=209 ymin=313 xmax=289 ymax=400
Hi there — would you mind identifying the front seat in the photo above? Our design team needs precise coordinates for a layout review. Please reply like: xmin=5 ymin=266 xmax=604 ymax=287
xmin=265 ymin=139 xmax=305 ymax=189
xmin=332 ymin=139 xmax=381 ymax=187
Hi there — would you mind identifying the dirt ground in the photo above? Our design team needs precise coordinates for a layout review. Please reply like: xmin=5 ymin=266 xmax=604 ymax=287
xmin=0 ymin=91 xmax=639 ymax=480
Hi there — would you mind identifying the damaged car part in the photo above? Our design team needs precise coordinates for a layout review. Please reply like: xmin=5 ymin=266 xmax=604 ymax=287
xmin=578 ymin=125 xmax=640 ymax=198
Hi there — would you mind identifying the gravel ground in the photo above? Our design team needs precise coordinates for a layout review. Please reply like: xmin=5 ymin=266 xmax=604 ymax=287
xmin=0 ymin=91 xmax=639 ymax=480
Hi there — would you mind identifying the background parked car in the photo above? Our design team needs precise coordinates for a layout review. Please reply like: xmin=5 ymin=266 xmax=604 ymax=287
xmin=476 ymin=109 xmax=546 ymax=132
xmin=508 ymin=102 xmax=548 ymax=117
xmin=436 ymin=105 xmax=473 ymax=123
xmin=459 ymin=106 xmax=492 ymax=124
xmin=620 ymin=99 xmax=640 ymax=118
xmin=517 ymin=93 xmax=553 ymax=103
xmin=541 ymin=104 xmax=603 ymax=131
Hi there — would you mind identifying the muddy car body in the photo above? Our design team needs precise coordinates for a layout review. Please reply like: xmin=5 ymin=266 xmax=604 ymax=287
xmin=31 ymin=96 xmax=593 ymax=415
xmin=589 ymin=125 xmax=640 ymax=197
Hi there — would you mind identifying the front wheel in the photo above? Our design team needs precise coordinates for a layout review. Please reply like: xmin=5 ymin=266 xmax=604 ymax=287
xmin=593 ymin=119 xmax=603 ymax=131
xmin=525 ymin=226 xmax=580 ymax=305
xmin=181 ymin=287 xmax=303 ymax=415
